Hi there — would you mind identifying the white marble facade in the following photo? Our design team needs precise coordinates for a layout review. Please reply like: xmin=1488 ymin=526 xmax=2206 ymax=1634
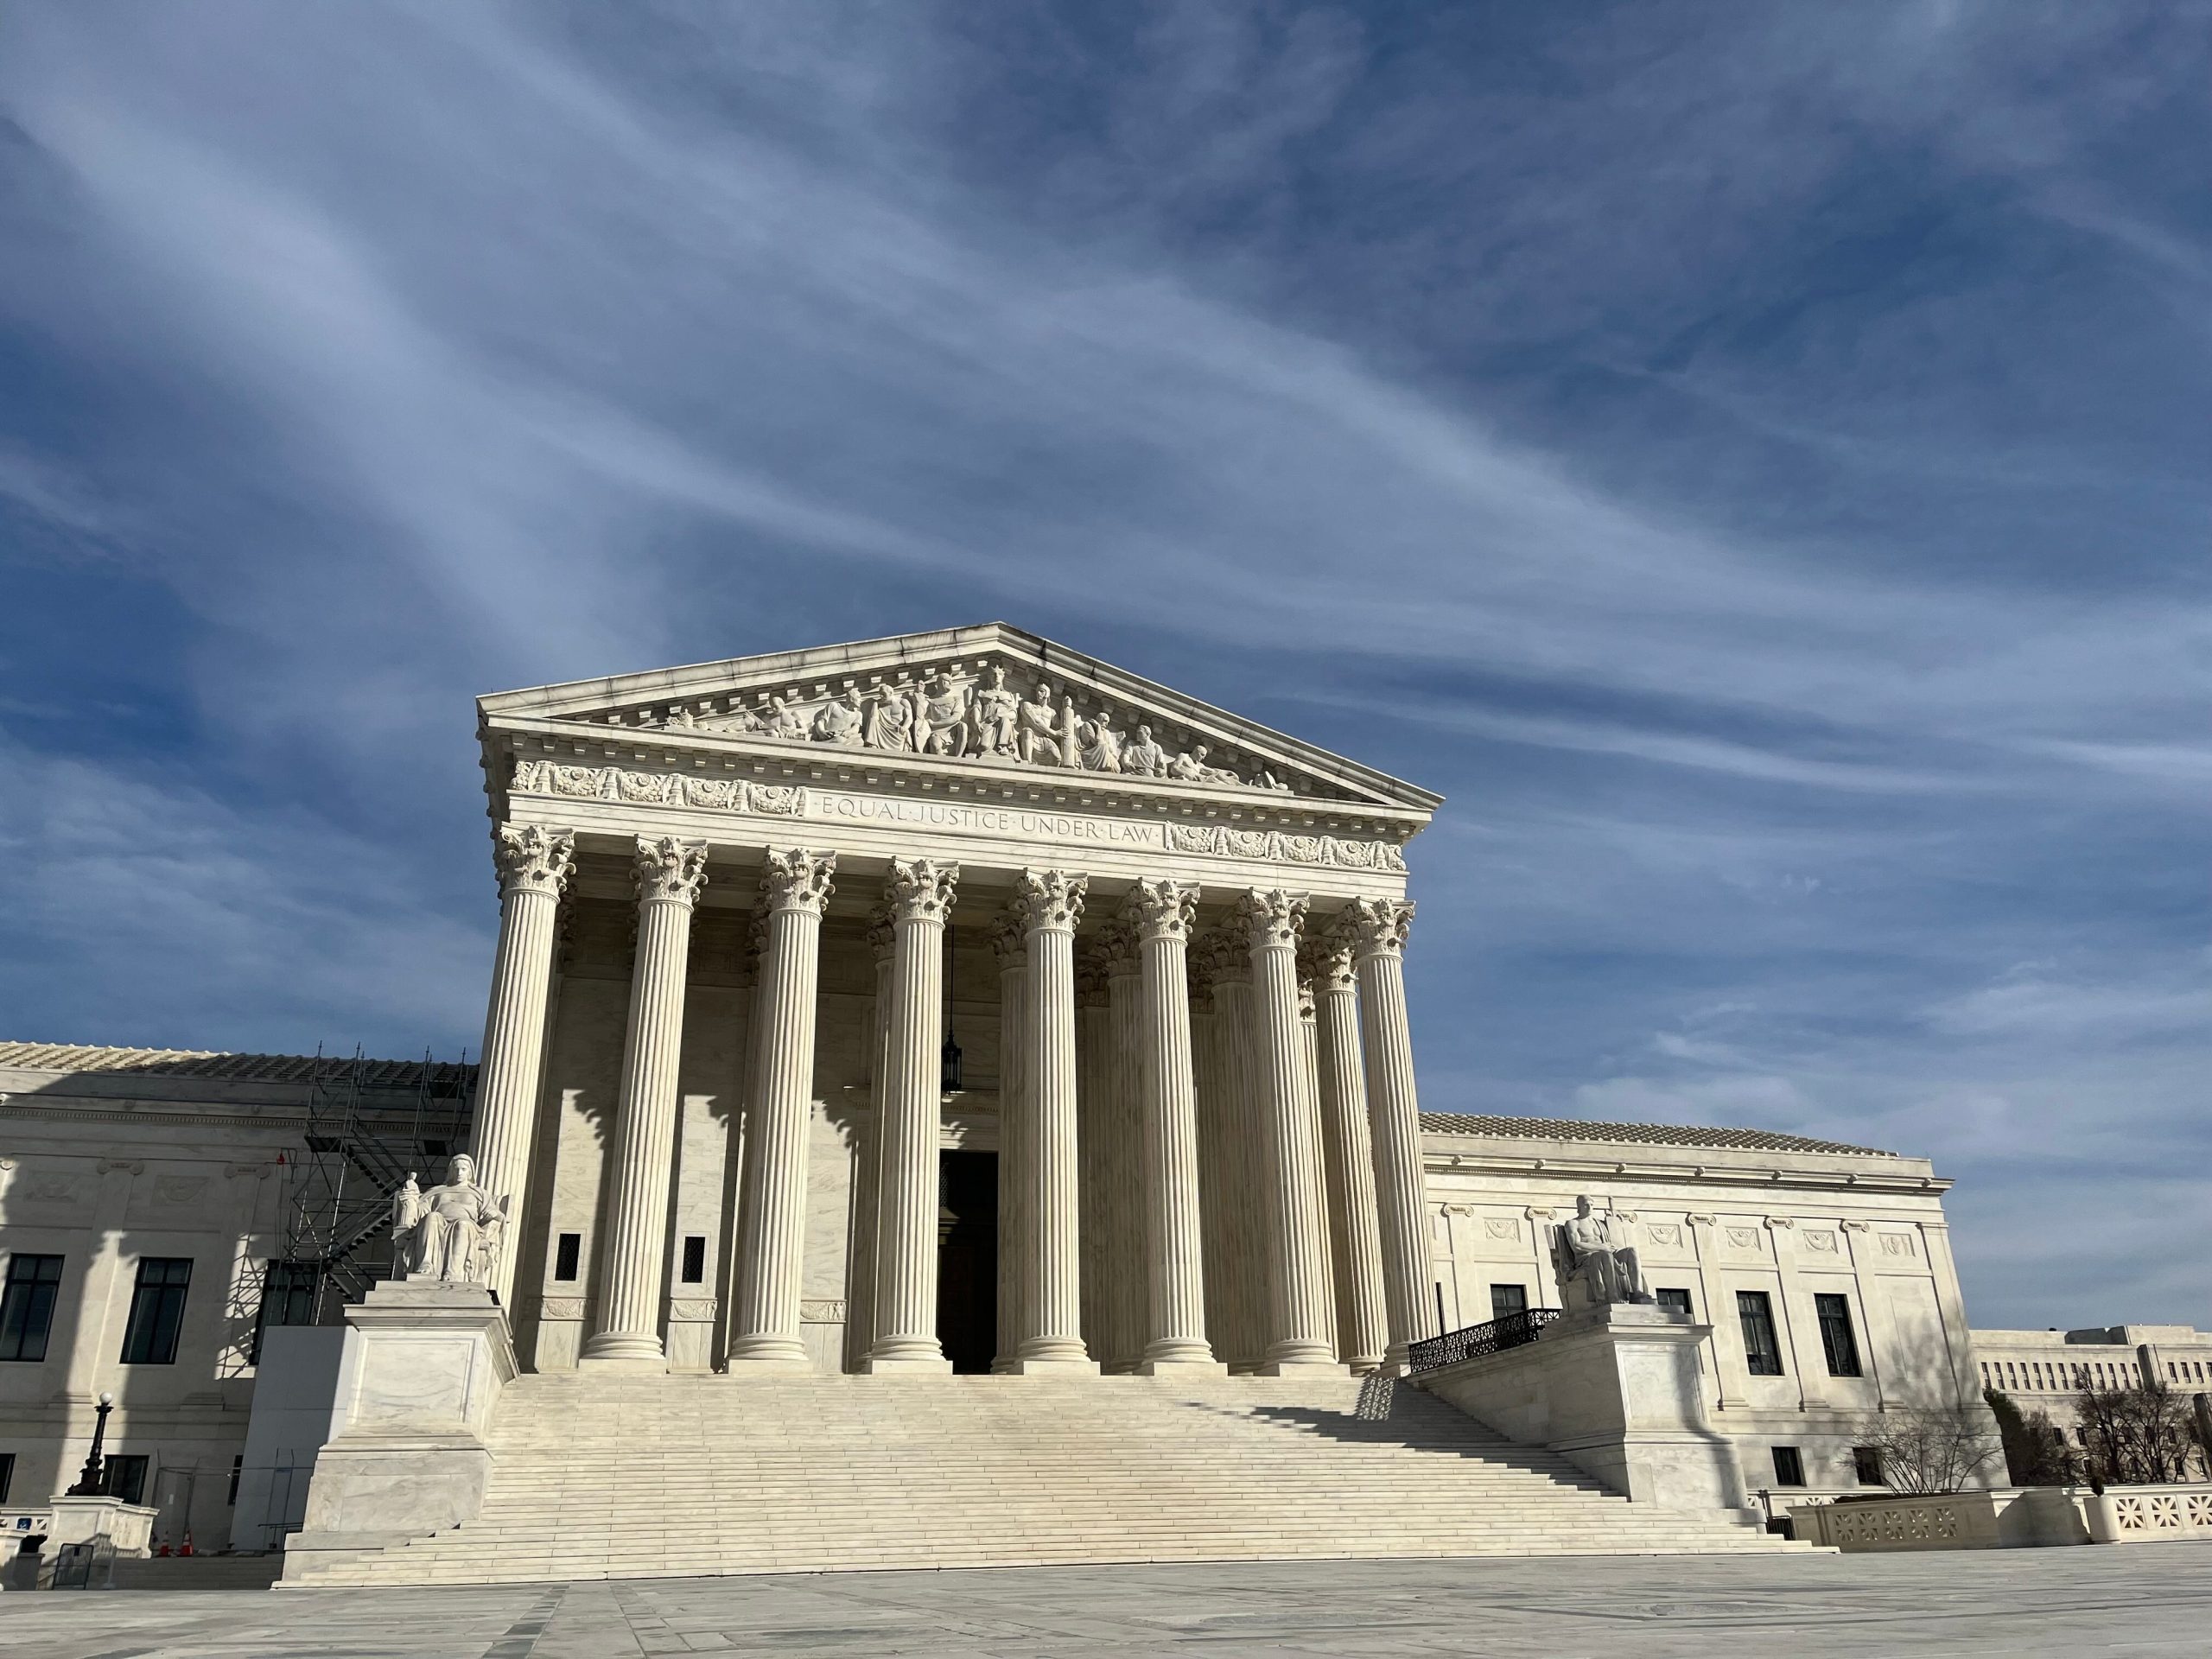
xmin=480 ymin=625 xmax=1441 ymax=1380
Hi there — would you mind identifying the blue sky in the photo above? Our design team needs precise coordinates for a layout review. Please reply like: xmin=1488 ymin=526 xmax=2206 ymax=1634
xmin=2 ymin=3 xmax=2205 ymax=1332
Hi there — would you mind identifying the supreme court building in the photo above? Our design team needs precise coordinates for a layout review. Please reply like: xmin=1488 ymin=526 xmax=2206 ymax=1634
xmin=479 ymin=623 xmax=1439 ymax=1382
xmin=1 ymin=626 xmax=2006 ymax=1578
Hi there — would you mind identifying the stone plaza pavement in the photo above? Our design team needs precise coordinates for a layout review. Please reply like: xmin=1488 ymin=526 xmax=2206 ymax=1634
xmin=5 ymin=1544 xmax=2210 ymax=1657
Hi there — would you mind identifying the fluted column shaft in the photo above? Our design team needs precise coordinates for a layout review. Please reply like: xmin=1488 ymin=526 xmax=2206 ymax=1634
xmin=467 ymin=824 xmax=574 ymax=1307
xmin=1352 ymin=898 xmax=1431 ymax=1374
xmin=1205 ymin=944 xmax=1264 ymax=1370
xmin=1128 ymin=880 xmax=1222 ymax=1372
xmin=1311 ymin=936 xmax=1388 ymax=1372
xmin=868 ymin=860 xmax=958 ymax=1372
xmin=584 ymin=837 xmax=708 ymax=1364
xmin=728 ymin=849 xmax=836 ymax=1369
xmin=991 ymin=918 xmax=1028 ymax=1370
xmin=845 ymin=910 xmax=894 ymax=1372
xmin=1242 ymin=889 xmax=1342 ymax=1373
xmin=1103 ymin=929 xmax=1147 ymax=1370
xmin=1012 ymin=870 xmax=1096 ymax=1371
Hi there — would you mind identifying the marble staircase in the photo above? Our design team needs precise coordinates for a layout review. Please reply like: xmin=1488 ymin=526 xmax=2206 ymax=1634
xmin=283 ymin=1372 xmax=1801 ymax=1586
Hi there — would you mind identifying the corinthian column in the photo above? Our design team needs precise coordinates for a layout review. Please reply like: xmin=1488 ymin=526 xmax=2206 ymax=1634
xmin=1011 ymin=869 xmax=1096 ymax=1372
xmin=1307 ymin=930 xmax=1388 ymax=1373
xmin=843 ymin=907 xmax=894 ymax=1372
xmin=867 ymin=858 xmax=958 ymax=1373
xmin=1126 ymin=880 xmax=1224 ymax=1374
xmin=1240 ymin=888 xmax=1343 ymax=1373
xmin=583 ymin=836 xmax=709 ymax=1365
xmin=989 ymin=913 xmax=1027 ymax=1371
xmin=1351 ymin=898 xmax=1431 ymax=1374
xmin=728 ymin=849 xmax=836 ymax=1370
xmin=467 ymin=823 xmax=574 ymax=1307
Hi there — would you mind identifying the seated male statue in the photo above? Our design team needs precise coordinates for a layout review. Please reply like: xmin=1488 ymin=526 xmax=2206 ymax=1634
xmin=1559 ymin=1193 xmax=1651 ymax=1306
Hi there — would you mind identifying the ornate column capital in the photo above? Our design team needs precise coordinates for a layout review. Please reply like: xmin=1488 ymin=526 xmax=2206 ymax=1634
xmin=1346 ymin=897 xmax=1414 ymax=961
xmin=865 ymin=905 xmax=897 ymax=964
xmin=493 ymin=823 xmax=575 ymax=899
xmin=1124 ymin=877 xmax=1198 ymax=944
xmin=885 ymin=856 xmax=958 ymax=923
xmin=987 ymin=910 xmax=1027 ymax=967
xmin=760 ymin=848 xmax=836 ymax=914
xmin=1300 ymin=933 xmax=1357 ymax=993
xmin=1191 ymin=926 xmax=1249 ymax=986
xmin=1074 ymin=954 xmax=1109 ymax=1008
xmin=1095 ymin=915 xmax=1142 ymax=977
xmin=1013 ymin=868 xmax=1087 ymax=934
xmin=1236 ymin=887 xmax=1309 ymax=950
xmin=632 ymin=836 xmax=709 ymax=906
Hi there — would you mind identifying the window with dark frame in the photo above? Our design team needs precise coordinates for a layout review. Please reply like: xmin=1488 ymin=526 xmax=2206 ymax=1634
xmin=1815 ymin=1293 xmax=1863 ymax=1377
xmin=251 ymin=1261 xmax=320 ymax=1364
xmin=1738 ymin=1290 xmax=1784 ymax=1376
xmin=1656 ymin=1287 xmax=1694 ymax=1317
xmin=681 ymin=1236 xmax=707 ymax=1285
xmin=120 ymin=1257 xmax=194 ymax=1365
xmin=0 ymin=1254 xmax=64 ymax=1363
xmin=102 ymin=1453 xmax=149 ymax=1505
xmin=1853 ymin=1445 xmax=1885 ymax=1484
xmin=228 ymin=1454 xmax=243 ymax=1506
xmin=1489 ymin=1283 xmax=1528 ymax=1322
xmin=0 ymin=1451 xmax=13 ymax=1504
xmin=554 ymin=1234 xmax=582 ymax=1281
xmin=1770 ymin=1446 xmax=1806 ymax=1487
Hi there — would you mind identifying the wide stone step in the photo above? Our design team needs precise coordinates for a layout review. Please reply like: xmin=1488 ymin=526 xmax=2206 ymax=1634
xmin=286 ymin=1372 xmax=1796 ymax=1585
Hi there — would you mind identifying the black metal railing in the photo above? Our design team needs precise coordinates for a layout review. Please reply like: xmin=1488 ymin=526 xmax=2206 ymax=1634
xmin=1407 ymin=1307 xmax=1560 ymax=1373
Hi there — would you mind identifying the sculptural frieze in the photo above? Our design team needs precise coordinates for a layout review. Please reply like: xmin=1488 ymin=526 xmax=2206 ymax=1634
xmin=391 ymin=1154 xmax=510 ymax=1288
xmin=622 ymin=656 xmax=1318 ymax=796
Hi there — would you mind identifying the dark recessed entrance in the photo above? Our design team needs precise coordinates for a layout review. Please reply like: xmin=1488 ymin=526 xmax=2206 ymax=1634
xmin=937 ymin=1150 xmax=998 ymax=1375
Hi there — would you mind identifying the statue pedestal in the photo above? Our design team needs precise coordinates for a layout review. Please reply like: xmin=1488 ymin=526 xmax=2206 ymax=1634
xmin=1414 ymin=1302 xmax=1751 ymax=1516
xmin=280 ymin=1281 xmax=516 ymax=1584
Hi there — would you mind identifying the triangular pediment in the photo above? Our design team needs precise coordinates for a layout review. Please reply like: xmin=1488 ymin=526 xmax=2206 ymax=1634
xmin=478 ymin=624 xmax=1438 ymax=811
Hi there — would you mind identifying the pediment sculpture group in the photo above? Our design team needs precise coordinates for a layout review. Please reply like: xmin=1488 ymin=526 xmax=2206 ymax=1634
xmin=660 ymin=662 xmax=1298 ymax=794
xmin=390 ymin=1154 xmax=512 ymax=1289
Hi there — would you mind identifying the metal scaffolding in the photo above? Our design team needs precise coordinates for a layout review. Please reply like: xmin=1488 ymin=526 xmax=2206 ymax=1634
xmin=280 ymin=1046 xmax=475 ymax=1323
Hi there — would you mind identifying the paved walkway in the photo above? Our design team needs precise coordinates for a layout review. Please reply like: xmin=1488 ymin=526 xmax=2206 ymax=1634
xmin=4 ymin=1545 xmax=2209 ymax=1656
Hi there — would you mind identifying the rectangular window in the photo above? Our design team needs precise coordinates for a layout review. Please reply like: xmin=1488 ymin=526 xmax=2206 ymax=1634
xmin=1853 ymin=1446 xmax=1885 ymax=1485
xmin=554 ymin=1234 xmax=582 ymax=1282
xmin=250 ymin=1262 xmax=320 ymax=1363
xmin=1489 ymin=1283 xmax=1527 ymax=1322
xmin=102 ymin=1453 xmax=149 ymax=1505
xmin=1770 ymin=1446 xmax=1805 ymax=1487
xmin=681 ymin=1236 xmax=707 ymax=1285
xmin=1815 ymin=1293 xmax=1863 ymax=1377
xmin=1738 ymin=1290 xmax=1784 ymax=1376
xmin=1656 ymin=1287 xmax=1694 ymax=1317
xmin=120 ymin=1257 xmax=194 ymax=1365
xmin=0 ymin=1254 xmax=64 ymax=1363
xmin=0 ymin=1452 xmax=13 ymax=1503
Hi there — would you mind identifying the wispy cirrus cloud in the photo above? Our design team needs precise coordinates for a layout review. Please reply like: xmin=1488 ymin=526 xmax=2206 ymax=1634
xmin=0 ymin=1 xmax=2204 ymax=1328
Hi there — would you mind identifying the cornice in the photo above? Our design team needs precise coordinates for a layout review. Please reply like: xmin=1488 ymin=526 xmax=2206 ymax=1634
xmin=1423 ymin=1150 xmax=1951 ymax=1198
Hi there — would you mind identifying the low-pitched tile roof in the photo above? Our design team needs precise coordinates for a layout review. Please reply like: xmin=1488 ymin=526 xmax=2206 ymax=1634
xmin=1419 ymin=1111 xmax=1891 ymax=1158
xmin=0 ymin=1041 xmax=474 ymax=1090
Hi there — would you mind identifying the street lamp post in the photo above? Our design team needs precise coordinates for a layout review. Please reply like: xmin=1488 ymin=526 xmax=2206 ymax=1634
xmin=65 ymin=1392 xmax=116 ymax=1497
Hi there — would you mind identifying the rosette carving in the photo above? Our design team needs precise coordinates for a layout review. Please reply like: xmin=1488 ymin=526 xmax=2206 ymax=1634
xmin=885 ymin=857 xmax=958 ymax=923
xmin=761 ymin=848 xmax=837 ymax=914
xmin=493 ymin=824 xmax=575 ymax=898
xmin=633 ymin=836 xmax=709 ymax=906
xmin=1012 ymin=868 xmax=1087 ymax=933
